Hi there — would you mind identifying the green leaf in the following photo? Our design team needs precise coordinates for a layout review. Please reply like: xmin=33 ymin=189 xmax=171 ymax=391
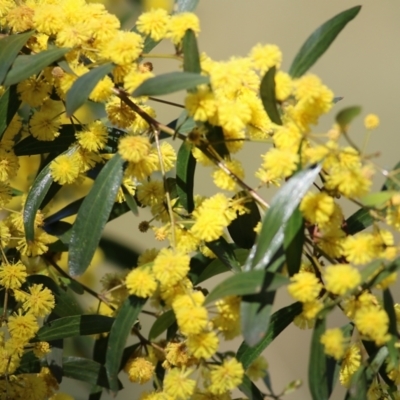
xmin=23 ymin=146 xmax=77 ymax=241
xmin=247 ymin=165 xmax=321 ymax=271
xmin=0 ymin=31 xmax=33 ymax=85
xmin=17 ymin=351 xmax=41 ymax=374
xmin=176 ymin=141 xmax=196 ymax=213
xmin=336 ymin=106 xmax=362 ymax=131
xmin=309 ymin=316 xmax=329 ymax=400
xmin=132 ymin=71 xmax=209 ymax=97
xmin=4 ymin=47 xmax=70 ymax=86
xmin=14 ymin=125 xmax=77 ymax=156
xmin=361 ymin=191 xmax=395 ymax=207
xmin=383 ymin=289 xmax=399 ymax=368
xmin=284 ymin=207 xmax=304 ymax=276
xmin=34 ymin=315 xmax=114 ymax=342
xmin=195 ymin=249 xmax=249 ymax=285
xmin=366 ymin=257 xmax=400 ymax=289
xmin=183 ymin=29 xmax=201 ymax=74
xmin=206 ymin=237 xmax=241 ymax=273
xmin=360 ymin=259 xmax=384 ymax=285
xmin=99 ymin=237 xmax=140 ymax=269
xmin=237 ymin=302 xmax=302 ymax=369
xmin=66 ymin=63 xmax=114 ymax=117
xmin=228 ymin=194 xmax=261 ymax=249
xmin=0 ymin=85 xmax=21 ymax=139
xmin=175 ymin=0 xmax=199 ymax=12
xmin=148 ymin=310 xmax=176 ymax=340
xmin=68 ymin=153 xmax=124 ymax=277
xmin=63 ymin=357 xmax=117 ymax=390
xmin=122 ymin=186 xmax=139 ymax=216
xmin=238 ymin=375 xmax=265 ymax=400
xmin=382 ymin=160 xmax=400 ymax=191
xmin=206 ymin=125 xmax=230 ymax=159
xmin=105 ymin=296 xmax=146 ymax=393
xmin=289 ymin=6 xmax=361 ymax=78
xmin=345 ymin=207 xmax=374 ymax=235
xmin=205 ymin=270 xmax=288 ymax=305
xmin=260 ymin=66 xmax=282 ymax=125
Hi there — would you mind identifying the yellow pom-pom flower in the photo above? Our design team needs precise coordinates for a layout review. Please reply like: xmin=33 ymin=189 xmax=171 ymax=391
xmin=136 ymin=8 xmax=170 ymax=41
xmin=125 ymin=266 xmax=157 ymax=298
xmin=324 ymin=264 xmax=361 ymax=295
xmin=320 ymin=328 xmax=347 ymax=360
xmin=209 ymin=358 xmax=244 ymax=395
xmin=287 ymin=271 xmax=322 ymax=303
xmin=364 ymin=113 xmax=380 ymax=130
xmin=300 ymin=191 xmax=335 ymax=226
xmin=118 ymin=135 xmax=152 ymax=163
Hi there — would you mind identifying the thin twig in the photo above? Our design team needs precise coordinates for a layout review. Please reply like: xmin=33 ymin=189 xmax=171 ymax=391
xmin=149 ymin=97 xmax=185 ymax=108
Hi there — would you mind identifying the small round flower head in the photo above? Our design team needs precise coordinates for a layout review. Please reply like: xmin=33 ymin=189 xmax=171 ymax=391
xmin=212 ymin=159 xmax=244 ymax=191
xmin=89 ymin=75 xmax=114 ymax=103
xmin=0 ymin=261 xmax=27 ymax=289
xmin=17 ymin=76 xmax=51 ymax=107
xmin=246 ymin=356 xmax=268 ymax=381
xmin=22 ymin=283 xmax=55 ymax=317
xmin=76 ymin=121 xmax=108 ymax=152
xmin=137 ymin=180 xmax=164 ymax=206
xmin=33 ymin=4 xmax=65 ymax=35
xmin=29 ymin=111 xmax=61 ymax=141
xmin=152 ymin=248 xmax=190 ymax=287
xmin=320 ymin=328 xmax=347 ymax=360
xmin=0 ymin=149 xmax=19 ymax=182
xmin=126 ymin=357 xmax=155 ymax=384
xmin=7 ymin=4 xmax=35 ymax=32
xmin=364 ymin=113 xmax=379 ymax=130
xmin=186 ymin=330 xmax=219 ymax=359
xmin=50 ymin=153 xmax=80 ymax=185
xmin=125 ymin=266 xmax=157 ymax=298
xmin=167 ymin=12 xmax=200 ymax=45
xmin=163 ymin=367 xmax=196 ymax=400
xmin=287 ymin=271 xmax=322 ymax=303
xmin=249 ymin=43 xmax=282 ymax=73
xmin=136 ymin=8 xmax=170 ymax=41
xmin=185 ymin=86 xmax=217 ymax=122
xmin=324 ymin=264 xmax=361 ymax=295
xmin=354 ymin=306 xmax=390 ymax=345
xmin=164 ymin=341 xmax=191 ymax=368
xmin=17 ymin=228 xmax=55 ymax=257
xmin=275 ymin=71 xmax=293 ymax=101
xmin=342 ymin=233 xmax=380 ymax=265
xmin=118 ymin=135 xmax=152 ymax=163
xmin=300 ymin=191 xmax=335 ymax=226
xmin=33 ymin=341 xmax=51 ymax=358
xmin=208 ymin=358 xmax=244 ymax=395
xmin=339 ymin=344 xmax=361 ymax=387
xmin=8 ymin=310 xmax=39 ymax=341
xmin=260 ymin=148 xmax=299 ymax=181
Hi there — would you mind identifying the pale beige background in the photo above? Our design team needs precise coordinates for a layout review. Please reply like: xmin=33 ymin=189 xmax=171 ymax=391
xmin=66 ymin=1 xmax=400 ymax=399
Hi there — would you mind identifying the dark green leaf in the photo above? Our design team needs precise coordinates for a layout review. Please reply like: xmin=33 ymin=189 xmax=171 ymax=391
xmin=4 ymin=47 xmax=70 ymax=86
xmin=195 ymin=249 xmax=249 ymax=285
xmin=289 ymin=6 xmax=361 ymax=78
xmin=206 ymin=237 xmax=241 ymax=273
xmin=17 ymin=351 xmax=41 ymax=374
xmin=247 ymin=165 xmax=321 ymax=271
xmin=148 ymin=310 xmax=176 ymax=340
xmin=99 ymin=237 xmax=139 ymax=269
xmin=105 ymin=296 xmax=146 ymax=393
xmin=63 ymin=357 xmax=117 ymax=390
xmin=132 ymin=71 xmax=209 ymax=97
xmin=0 ymin=85 xmax=21 ymax=139
xmin=238 ymin=375 xmax=265 ymax=400
xmin=309 ymin=316 xmax=329 ymax=400
xmin=205 ymin=270 xmax=288 ymax=305
xmin=228 ymin=194 xmax=261 ymax=250
xmin=284 ymin=207 xmax=304 ymax=276
xmin=122 ymin=186 xmax=139 ymax=216
xmin=383 ymin=289 xmax=399 ymax=368
xmin=176 ymin=141 xmax=196 ymax=213
xmin=15 ymin=125 xmax=77 ymax=156
xmin=336 ymin=106 xmax=362 ymax=131
xmin=33 ymin=315 xmax=114 ymax=342
xmin=0 ymin=31 xmax=33 ymax=85
xmin=183 ymin=29 xmax=201 ymax=74
xmin=66 ymin=63 xmax=114 ymax=117
xmin=68 ymin=153 xmax=124 ymax=277
xmin=175 ymin=0 xmax=199 ymax=12
xmin=260 ymin=66 xmax=282 ymax=125
xmin=53 ymin=288 xmax=83 ymax=317
xmin=206 ymin=125 xmax=230 ymax=159
xmin=237 ymin=302 xmax=302 ymax=369
xmin=23 ymin=146 xmax=77 ymax=241
xmin=345 ymin=208 xmax=374 ymax=235
xmin=44 ymin=197 xmax=84 ymax=226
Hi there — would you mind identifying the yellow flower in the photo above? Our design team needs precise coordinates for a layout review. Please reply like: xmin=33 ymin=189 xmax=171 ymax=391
xmin=339 ymin=344 xmax=361 ymax=387
xmin=320 ymin=328 xmax=347 ymax=360
xmin=136 ymin=8 xmax=170 ymax=41
xmin=118 ymin=135 xmax=152 ymax=163
xmin=125 ymin=266 xmax=157 ymax=298
xmin=29 ymin=111 xmax=61 ymax=141
xmin=0 ymin=149 xmax=19 ymax=182
xmin=185 ymin=86 xmax=217 ymax=122
xmin=163 ymin=368 xmax=196 ymax=400
xmin=354 ymin=306 xmax=390 ymax=345
xmin=187 ymin=330 xmax=219 ymax=359
xmin=89 ymin=75 xmax=114 ymax=103
xmin=126 ymin=357 xmax=155 ymax=384
xmin=342 ymin=233 xmax=380 ymax=265
xmin=287 ymin=271 xmax=322 ymax=303
xmin=249 ymin=43 xmax=282 ymax=73
xmin=167 ymin=12 xmax=200 ymax=45
xmin=17 ymin=228 xmax=55 ymax=257
xmin=324 ymin=264 xmax=361 ymax=295
xmin=33 ymin=341 xmax=51 ymax=358
xmin=261 ymin=148 xmax=299 ymax=181
xmin=0 ymin=261 xmax=27 ymax=290
xmin=300 ymin=191 xmax=335 ymax=226
xmin=212 ymin=159 xmax=244 ymax=191
xmin=8 ymin=310 xmax=39 ymax=341
xmin=212 ymin=296 xmax=241 ymax=340
xmin=76 ymin=121 xmax=108 ymax=152
xmin=209 ymin=358 xmax=244 ymax=395
xmin=50 ymin=153 xmax=80 ymax=185
xmin=33 ymin=4 xmax=65 ymax=35
xmin=246 ymin=356 xmax=268 ymax=381
xmin=22 ymin=283 xmax=55 ymax=317
xmin=17 ymin=76 xmax=51 ymax=107
xmin=364 ymin=113 xmax=379 ymax=130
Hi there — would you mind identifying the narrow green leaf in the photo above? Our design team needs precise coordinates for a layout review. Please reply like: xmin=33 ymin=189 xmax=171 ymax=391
xmin=206 ymin=125 xmax=230 ymax=159
xmin=366 ymin=257 xmax=400 ymax=289
xmin=361 ymin=191 xmax=395 ymax=207
xmin=247 ymin=165 xmax=321 ymax=271
xmin=68 ymin=153 xmax=124 ymax=277
xmin=228 ymin=194 xmax=261 ymax=250
xmin=237 ymin=302 xmax=302 ymax=369
xmin=4 ymin=47 xmax=70 ymax=86
xmin=206 ymin=237 xmax=241 ymax=273
xmin=105 ymin=296 xmax=146 ymax=393
xmin=238 ymin=375 xmax=265 ymax=400
xmin=336 ymin=106 xmax=362 ymax=131
xmin=360 ymin=259 xmax=384 ymax=285
xmin=63 ymin=357 xmax=116 ymax=390
xmin=309 ymin=316 xmax=329 ymax=400
xmin=289 ymin=6 xmax=361 ymax=77
xmin=33 ymin=315 xmax=114 ymax=342
xmin=175 ymin=0 xmax=199 ymax=12
xmin=0 ymin=31 xmax=33 ymax=85
xmin=0 ymin=85 xmax=21 ymax=139
xmin=66 ymin=63 xmax=114 ymax=117
xmin=132 ymin=71 xmax=209 ymax=97
xmin=260 ymin=66 xmax=282 ymax=125
xmin=176 ymin=141 xmax=196 ymax=213
xmin=53 ymin=288 xmax=83 ymax=317
xmin=149 ymin=310 xmax=176 ymax=340
xmin=17 ymin=352 xmax=41 ymax=374
xmin=23 ymin=146 xmax=77 ymax=241
xmin=383 ymin=289 xmax=399 ymax=368
xmin=345 ymin=207 xmax=374 ymax=235
xmin=15 ymin=125 xmax=77 ymax=156
xmin=195 ymin=249 xmax=249 ymax=285
xmin=183 ymin=29 xmax=201 ymax=74
xmin=284 ymin=207 xmax=304 ymax=276
xmin=122 ymin=186 xmax=139 ymax=216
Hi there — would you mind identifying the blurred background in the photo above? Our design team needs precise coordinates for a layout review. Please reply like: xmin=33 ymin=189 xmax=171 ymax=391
xmin=61 ymin=1 xmax=400 ymax=399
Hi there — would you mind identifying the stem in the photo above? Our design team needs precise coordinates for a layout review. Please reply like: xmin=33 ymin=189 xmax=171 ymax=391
xmin=141 ymin=53 xmax=182 ymax=61
xmin=148 ymin=97 xmax=185 ymax=108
